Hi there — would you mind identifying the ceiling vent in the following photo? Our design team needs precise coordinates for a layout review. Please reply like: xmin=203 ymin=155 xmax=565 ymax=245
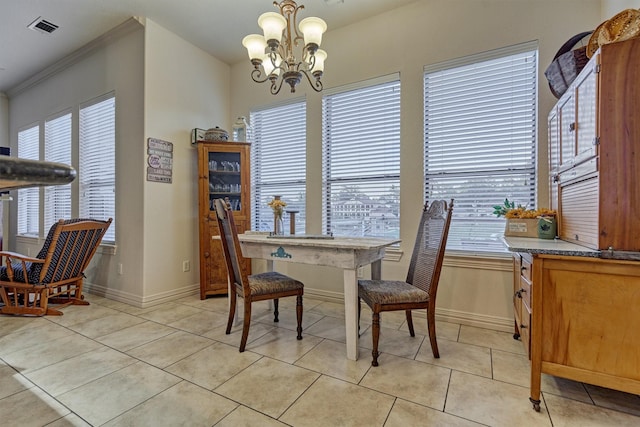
xmin=27 ymin=17 xmax=59 ymax=34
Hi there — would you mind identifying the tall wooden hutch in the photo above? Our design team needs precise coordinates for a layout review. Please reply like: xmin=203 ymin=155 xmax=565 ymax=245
xmin=509 ymin=37 xmax=640 ymax=411
xmin=197 ymin=141 xmax=251 ymax=299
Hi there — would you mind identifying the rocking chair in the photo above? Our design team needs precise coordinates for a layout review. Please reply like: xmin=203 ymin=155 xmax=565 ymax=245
xmin=0 ymin=218 xmax=112 ymax=316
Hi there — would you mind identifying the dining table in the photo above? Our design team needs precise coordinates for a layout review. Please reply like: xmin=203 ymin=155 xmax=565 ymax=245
xmin=237 ymin=233 xmax=401 ymax=360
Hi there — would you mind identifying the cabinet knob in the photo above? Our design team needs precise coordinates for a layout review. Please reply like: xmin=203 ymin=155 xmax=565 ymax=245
xmin=514 ymin=290 xmax=522 ymax=299
xmin=569 ymin=122 xmax=576 ymax=132
xmin=519 ymin=324 xmax=528 ymax=329
xmin=204 ymin=252 xmax=210 ymax=258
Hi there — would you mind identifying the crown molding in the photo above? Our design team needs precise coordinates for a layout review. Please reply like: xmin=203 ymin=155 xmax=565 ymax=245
xmin=7 ymin=18 xmax=142 ymax=98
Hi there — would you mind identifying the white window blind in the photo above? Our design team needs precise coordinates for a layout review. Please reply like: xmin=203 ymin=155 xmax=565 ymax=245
xmin=251 ymin=100 xmax=306 ymax=233
xmin=322 ymin=75 xmax=401 ymax=238
xmin=424 ymin=42 xmax=537 ymax=253
xmin=17 ymin=125 xmax=40 ymax=236
xmin=44 ymin=113 xmax=72 ymax=234
xmin=80 ymin=95 xmax=116 ymax=242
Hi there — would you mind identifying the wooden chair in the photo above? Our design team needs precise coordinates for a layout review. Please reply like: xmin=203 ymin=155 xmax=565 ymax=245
xmin=0 ymin=218 xmax=112 ymax=316
xmin=358 ymin=199 xmax=453 ymax=366
xmin=213 ymin=198 xmax=303 ymax=352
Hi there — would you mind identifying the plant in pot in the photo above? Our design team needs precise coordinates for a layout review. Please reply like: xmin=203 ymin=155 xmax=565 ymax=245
xmin=493 ymin=199 xmax=557 ymax=238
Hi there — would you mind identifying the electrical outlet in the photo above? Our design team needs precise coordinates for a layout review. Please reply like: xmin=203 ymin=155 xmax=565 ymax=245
xmin=118 ymin=263 xmax=123 ymax=275
xmin=182 ymin=260 xmax=191 ymax=272
xmin=357 ymin=267 xmax=364 ymax=278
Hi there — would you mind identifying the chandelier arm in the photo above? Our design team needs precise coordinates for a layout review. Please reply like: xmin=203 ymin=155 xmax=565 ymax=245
xmin=307 ymin=53 xmax=316 ymax=71
xmin=291 ymin=4 xmax=305 ymax=45
xmin=300 ymin=69 xmax=323 ymax=92
xmin=250 ymin=68 xmax=271 ymax=84
xmin=270 ymin=77 xmax=285 ymax=95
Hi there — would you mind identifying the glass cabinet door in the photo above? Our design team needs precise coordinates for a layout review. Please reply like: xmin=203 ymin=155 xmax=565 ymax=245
xmin=207 ymin=151 xmax=242 ymax=212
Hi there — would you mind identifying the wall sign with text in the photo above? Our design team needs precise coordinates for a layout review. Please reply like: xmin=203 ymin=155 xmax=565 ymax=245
xmin=147 ymin=138 xmax=173 ymax=183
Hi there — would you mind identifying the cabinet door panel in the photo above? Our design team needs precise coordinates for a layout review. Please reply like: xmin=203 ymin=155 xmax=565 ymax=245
xmin=559 ymin=176 xmax=599 ymax=248
xmin=575 ymin=62 xmax=598 ymax=164
xmin=548 ymin=107 xmax=560 ymax=210
xmin=559 ymin=94 xmax=576 ymax=171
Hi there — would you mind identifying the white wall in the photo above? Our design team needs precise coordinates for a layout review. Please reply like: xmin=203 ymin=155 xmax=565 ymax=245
xmin=0 ymin=93 xmax=7 ymax=148
xmin=0 ymin=92 xmax=8 ymax=250
xmin=602 ymin=0 xmax=640 ymax=17
xmin=141 ymin=19 xmax=231 ymax=303
xmin=230 ymin=0 xmax=603 ymax=330
xmin=8 ymin=20 xmax=146 ymax=300
xmin=6 ymin=18 xmax=232 ymax=306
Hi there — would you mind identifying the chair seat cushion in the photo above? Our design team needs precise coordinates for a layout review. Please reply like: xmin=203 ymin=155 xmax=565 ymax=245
xmin=249 ymin=271 xmax=304 ymax=296
xmin=358 ymin=280 xmax=429 ymax=305
xmin=0 ymin=263 xmax=35 ymax=284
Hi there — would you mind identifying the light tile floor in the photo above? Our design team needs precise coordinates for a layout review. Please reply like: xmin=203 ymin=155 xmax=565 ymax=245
xmin=2 ymin=294 xmax=640 ymax=426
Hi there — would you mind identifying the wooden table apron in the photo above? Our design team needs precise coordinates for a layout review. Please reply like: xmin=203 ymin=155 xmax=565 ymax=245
xmin=237 ymin=234 xmax=400 ymax=360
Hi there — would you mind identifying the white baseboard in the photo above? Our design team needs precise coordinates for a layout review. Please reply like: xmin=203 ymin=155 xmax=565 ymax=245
xmin=433 ymin=307 xmax=513 ymax=333
xmin=84 ymin=283 xmax=513 ymax=333
xmin=304 ymin=287 xmax=513 ymax=333
xmin=85 ymin=282 xmax=199 ymax=309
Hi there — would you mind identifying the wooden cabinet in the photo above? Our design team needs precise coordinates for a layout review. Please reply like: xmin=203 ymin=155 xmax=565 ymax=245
xmin=197 ymin=141 xmax=251 ymax=299
xmin=518 ymin=253 xmax=640 ymax=411
xmin=549 ymin=37 xmax=640 ymax=251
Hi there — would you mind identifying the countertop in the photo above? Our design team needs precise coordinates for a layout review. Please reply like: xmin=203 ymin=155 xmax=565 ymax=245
xmin=0 ymin=156 xmax=76 ymax=191
xmin=502 ymin=236 xmax=600 ymax=257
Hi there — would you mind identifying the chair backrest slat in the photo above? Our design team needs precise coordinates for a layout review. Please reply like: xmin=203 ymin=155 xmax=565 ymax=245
xmin=406 ymin=199 xmax=454 ymax=299
xmin=213 ymin=199 xmax=250 ymax=298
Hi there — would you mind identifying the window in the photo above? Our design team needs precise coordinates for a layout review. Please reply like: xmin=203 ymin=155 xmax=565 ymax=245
xmin=44 ymin=112 xmax=72 ymax=233
xmin=15 ymin=93 xmax=116 ymax=243
xmin=17 ymin=125 xmax=40 ymax=236
xmin=251 ymin=100 xmax=306 ymax=233
xmin=322 ymin=75 xmax=401 ymax=238
xmin=80 ymin=96 xmax=116 ymax=242
xmin=424 ymin=42 xmax=537 ymax=253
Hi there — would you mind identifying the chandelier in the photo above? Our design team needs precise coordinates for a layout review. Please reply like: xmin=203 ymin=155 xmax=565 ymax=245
xmin=242 ymin=0 xmax=327 ymax=94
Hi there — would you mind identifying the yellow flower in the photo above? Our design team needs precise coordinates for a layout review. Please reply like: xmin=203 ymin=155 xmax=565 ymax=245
xmin=504 ymin=207 xmax=557 ymax=219
xmin=267 ymin=198 xmax=287 ymax=217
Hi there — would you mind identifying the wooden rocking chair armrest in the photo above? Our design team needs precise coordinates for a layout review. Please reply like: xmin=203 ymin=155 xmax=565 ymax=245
xmin=0 ymin=251 xmax=44 ymax=263
xmin=0 ymin=251 xmax=44 ymax=283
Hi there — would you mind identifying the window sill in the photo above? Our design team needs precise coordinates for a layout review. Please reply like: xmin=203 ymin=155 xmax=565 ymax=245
xmin=97 ymin=243 xmax=117 ymax=255
xmin=15 ymin=234 xmax=116 ymax=256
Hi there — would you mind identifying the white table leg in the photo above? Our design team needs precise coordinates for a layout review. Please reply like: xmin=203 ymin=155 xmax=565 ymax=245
xmin=344 ymin=268 xmax=359 ymax=360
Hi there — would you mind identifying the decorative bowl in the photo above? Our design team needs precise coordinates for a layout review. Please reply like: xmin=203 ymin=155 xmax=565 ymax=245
xmin=204 ymin=126 xmax=229 ymax=142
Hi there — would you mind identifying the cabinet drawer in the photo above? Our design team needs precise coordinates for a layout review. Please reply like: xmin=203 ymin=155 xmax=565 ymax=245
xmin=519 ymin=276 xmax=531 ymax=312
xmin=519 ymin=254 xmax=532 ymax=282
xmin=557 ymin=157 xmax=598 ymax=185
xmin=518 ymin=301 xmax=531 ymax=358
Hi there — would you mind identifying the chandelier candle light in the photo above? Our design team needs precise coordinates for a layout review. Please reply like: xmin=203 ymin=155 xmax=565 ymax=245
xmin=242 ymin=0 xmax=327 ymax=94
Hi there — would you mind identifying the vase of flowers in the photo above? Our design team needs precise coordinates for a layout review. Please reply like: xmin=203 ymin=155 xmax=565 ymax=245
xmin=268 ymin=195 xmax=287 ymax=235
